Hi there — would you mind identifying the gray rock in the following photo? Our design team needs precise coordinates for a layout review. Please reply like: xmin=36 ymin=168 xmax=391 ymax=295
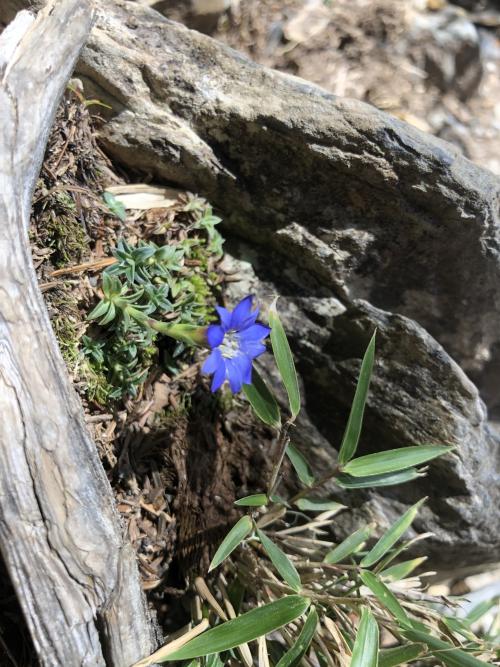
xmin=410 ymin=8 xmax=483 ymax=100
xmin=223 ymin=248 xmax=500 ymax=572
xmin=75 ymin=0 xmax=500 ymax=568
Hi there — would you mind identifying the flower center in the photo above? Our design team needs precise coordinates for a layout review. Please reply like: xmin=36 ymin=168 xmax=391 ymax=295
xmin=220 ymin=330 xmax=240 ymax=359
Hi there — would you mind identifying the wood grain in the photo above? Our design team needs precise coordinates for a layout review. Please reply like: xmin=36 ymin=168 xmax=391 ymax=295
xmin=0 ymin=2 xmax=157 ymax=664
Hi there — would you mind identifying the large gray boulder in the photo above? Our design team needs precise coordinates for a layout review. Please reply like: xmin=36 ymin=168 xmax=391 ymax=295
xmin=73 ymin=0 xmax=500 ymax=570
xmin=1 ymin=0 xmax=496 ymax=570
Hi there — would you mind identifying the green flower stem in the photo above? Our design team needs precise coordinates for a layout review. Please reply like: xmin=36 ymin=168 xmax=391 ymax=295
xmin=289 ymin=466 xmax=341 ymax=505
xmin=267 ymin=419 xmax=294 ymax=497
xmin=125 ymin=305 xmax=208 ymax=346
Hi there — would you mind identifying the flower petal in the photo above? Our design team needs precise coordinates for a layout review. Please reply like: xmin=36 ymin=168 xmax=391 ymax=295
xmin=239 ymin=323 xmax=271 ymax=342
xmin=211 ymin=358 xmax=227 ymax=392
xmin=239 ymin=340 xmax=267 ymax=359
xmin=243 ymin=359 xmax=253 ymax=385
xmin=215 ymin=306 xmax=232 ymax=331
xmin=207 ymin=324 xmax=225 ymax=349
xmin=226 ymin=355 xmax=251 ymax=393
xmin=202 ymin=348 xmax=223 ymax=374
xmin=230 ymin=296 xmax=256 ymax=330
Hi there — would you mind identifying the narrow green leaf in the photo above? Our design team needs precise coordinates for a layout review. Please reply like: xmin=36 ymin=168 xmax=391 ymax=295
xmin=324 ymin=524 xmax=375 ymax=564
xmin=378 ymin=644 xmax=425 ymax=667
xmin=343 ymin=445 xmax=452 ymax=477
xmin=465 ymin=596 xmax=500 ymax=625
xmin=374 ymin=533 xmax=432 ymax=573
xmin=338 ymin=331 xmax=376 ymax=466
xmin=87 ymin=299 xmax=109 ymax=321
xmin=99 ymin=301 xmax=116 ymax=326
xmin=336 ymin=469 xmax=424 ymax=489
xmin=359 ymin=570 xmax=410 ymax=627
xmin=257 ymin=528 xmax=301 ymax=592
xmin=269 ymin=299 xmax=300 ymax=418
xmin=295 ymin=499 xmax=345 ymax=513
xmin=103 ymin=191 xmax=127 ymax=221
xmin=361 ymin=499 xmax=426 ymax=568
xmin=243 ymin=368 xmax=281 ymax=428
xmin=402 ymin=627 xmax=488 ymax=667
xmin=205 ymin=654 xmax=224 ymax=667
xmin=286 ymin=444 xmax=315 ymax=487
xmin=350 ymin=607 xmax=379 ymax=667
xmin=208 ymin=516 xmax=252 ymax=572
xmin=163 ymin=596 xmax=311 ymax=661
xmin=380 ymin=557 xmax=427 ymax=582
xmin=102 ymin=270 xmax=113 ymax=295
xmin=276 ymin=608 xmax=318 ymax=667
xmin=234 ymin=494 xmax=268 ymax=507
xmin=443 ymin=617 xmax=477 ymax=642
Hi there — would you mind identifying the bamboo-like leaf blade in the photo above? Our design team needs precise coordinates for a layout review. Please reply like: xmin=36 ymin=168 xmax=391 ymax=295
xmin=402 ymin=627 xmax=488 ymax=667
xmin=336 ymin=469 xmax=424 ymax=489
xmin=286 ymin=444 xmax=315 ymax=487
xmin=205 ymin=655 xmax=224 ymax=667
xmin=359 ymin=570 xmax=410 ymax=627
xmin=343 ymin=446 xmax=452 ymax=477
xmin=443 ymin=617 xmax=477 ymax=642
xmin=324 ymin=524 xmax=375 ymax=564
xmin=257 ymin=529 xmax=301 ymax=592
xmin=465 ymin=597 xmax=500 ymax=625
xmin=374 ymin=533 xmax=433 ymax=573
xmin=243 ymin=369 xmax=281 ymax=428
xmin=350 ymin=608 xmax=379 ymax=667
xmin=361 ymin=499 xmax=426 ymax=568
xmin=163 ymin=596 xmax=310 ymax=661
xmin=209 ymin=516 xmax=252 ymax=572
xmin=378 ymin=644 xmax=425 ymax=667
xmin=269 ymin=300 xmax=300 ymax=418
xmin=234 ymin=494 xmax=268 ymax=507
xmin=295 ymin=499 xmax=345 ymax=513
xmin=276 ymin=608 xmax=318 ymax=667
xmin=380 ymin=557 xmax=427 ymax=582
xmin=338 ymin=332 xmax=376 ymax=465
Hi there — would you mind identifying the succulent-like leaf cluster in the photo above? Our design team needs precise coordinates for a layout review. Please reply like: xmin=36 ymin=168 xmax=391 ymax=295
xmin=83 ymin=202 xmax=223 ymax=402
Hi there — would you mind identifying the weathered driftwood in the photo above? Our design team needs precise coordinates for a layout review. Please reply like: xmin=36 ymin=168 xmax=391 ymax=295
xmin=0 ymin=3 xmax=156 ymax=665
xmin=65 ymin=0 xmax=500 ymax=570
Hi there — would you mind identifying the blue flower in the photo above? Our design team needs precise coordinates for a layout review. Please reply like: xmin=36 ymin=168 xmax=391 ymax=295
xmin=202 ymin=296 xmax=271 ymax=393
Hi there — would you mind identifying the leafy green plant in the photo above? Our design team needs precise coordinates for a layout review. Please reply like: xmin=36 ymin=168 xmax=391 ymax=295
xmin=134 ymin=302 xmax=496 ymax=667
xmin=82 ymin=200 xmax=223 ymax=402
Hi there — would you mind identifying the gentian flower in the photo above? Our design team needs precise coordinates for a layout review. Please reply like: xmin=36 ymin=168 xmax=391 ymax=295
xmin=202 ymin=296 xmax=271 ymax=393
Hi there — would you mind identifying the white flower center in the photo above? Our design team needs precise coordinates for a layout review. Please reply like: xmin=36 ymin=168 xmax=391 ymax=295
xmin=220 ymin=330 xmax=240 ymax=358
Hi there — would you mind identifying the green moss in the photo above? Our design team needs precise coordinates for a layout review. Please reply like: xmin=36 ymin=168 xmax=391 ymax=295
xmin=79 ymin=360 xmax=114 ymax=406
xmin=52 ymin=314 xmax=80 ymax=367
xmin=45 ymin=214 xmax=87 ymax=267
xmin=36 ymin=190 xmax=88 ymax=268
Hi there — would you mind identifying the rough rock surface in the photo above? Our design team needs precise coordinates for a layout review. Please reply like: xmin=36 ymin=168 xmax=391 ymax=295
xmin=75 ymin=0 xmax=500 ymax=568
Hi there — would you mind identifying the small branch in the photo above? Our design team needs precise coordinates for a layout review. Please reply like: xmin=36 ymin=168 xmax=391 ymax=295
xmin=289 ymin=465 xmax=342 ymax=505
xmin=50 ymin=256 xmax=117 ymax=277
